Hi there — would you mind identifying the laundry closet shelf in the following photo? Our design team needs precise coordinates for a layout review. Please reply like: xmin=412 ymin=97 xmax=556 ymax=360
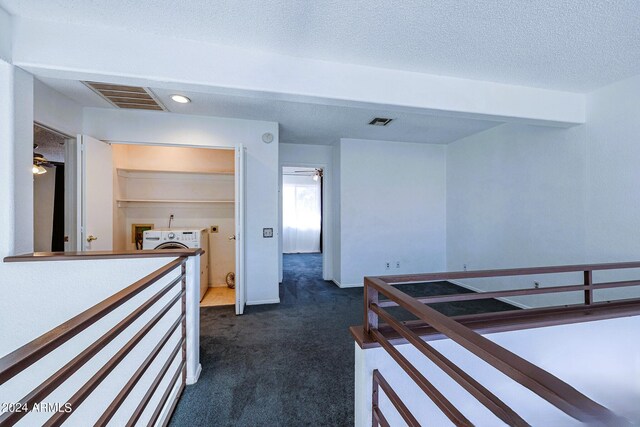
xmin=117 ymin=168 xmax=234 ymax=177
xmin=117 ymin=199 xmax=234 ymax=207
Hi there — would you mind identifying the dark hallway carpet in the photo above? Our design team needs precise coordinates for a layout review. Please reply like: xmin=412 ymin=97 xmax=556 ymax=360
xmin=169 ymin=253 xmax=515 ymax=427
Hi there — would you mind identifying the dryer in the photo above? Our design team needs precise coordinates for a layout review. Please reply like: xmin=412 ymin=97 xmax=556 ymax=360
xmin=143 ymin=228 xmax=209 ymax=301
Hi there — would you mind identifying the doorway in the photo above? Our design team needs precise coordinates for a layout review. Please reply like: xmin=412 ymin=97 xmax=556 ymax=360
xmin=281 ymin=166 xmax=323 ymax=274
xmin=75 ymin=135 xmax=247 ymax=315
xmin=32 ymin=123 xmax=77 ymax=252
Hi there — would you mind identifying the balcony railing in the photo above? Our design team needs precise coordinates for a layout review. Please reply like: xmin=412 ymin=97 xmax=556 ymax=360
xmin=358 ymin=261 xmax=640 ymax=426
xmin=0 ymin=256 xmax=190 ymax=426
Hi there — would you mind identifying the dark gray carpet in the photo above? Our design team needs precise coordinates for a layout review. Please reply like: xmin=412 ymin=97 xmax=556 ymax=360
xmin=169 ymin=253 xmax=515 ymax=426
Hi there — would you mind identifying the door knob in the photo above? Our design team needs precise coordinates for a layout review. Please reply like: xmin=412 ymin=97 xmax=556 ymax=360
xmin=228 ymin=235 xmax=236 ymax=240
xmin=87 ymin=235 xmax=98 ymax=242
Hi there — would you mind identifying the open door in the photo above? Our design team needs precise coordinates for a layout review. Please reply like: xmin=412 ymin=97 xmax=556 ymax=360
xmin=235 ymin=144 xmax=246 ymax=315
xmin=78 ymin=135 xmax=113 ymax=251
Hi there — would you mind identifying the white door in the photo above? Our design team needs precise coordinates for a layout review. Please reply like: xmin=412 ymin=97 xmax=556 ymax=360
xmin=78 ymin=135 xmax=113 ymax=251
xmin=235 ymin=145 xmax=246 ymax=315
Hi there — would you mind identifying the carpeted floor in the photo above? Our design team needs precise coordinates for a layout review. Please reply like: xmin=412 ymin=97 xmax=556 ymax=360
xmin=169 ymin=253 xmax=515 ymax=427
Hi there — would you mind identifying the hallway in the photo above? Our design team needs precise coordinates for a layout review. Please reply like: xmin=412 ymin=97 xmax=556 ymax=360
xmin=169 ymin=254 xmax=514 ymax=426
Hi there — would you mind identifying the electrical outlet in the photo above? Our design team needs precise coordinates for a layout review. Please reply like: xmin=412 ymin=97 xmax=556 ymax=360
xmin=534 ymin=281 xmax=540 ymax=289
xmin=395 ymin=261 xmax=400 ymax=269
xmin=210 ymin=225 xmax=219 ymax=233
xmin=263 ymin=228 xmax=273 ymax=238
xmin=463 ymin=264 xmax=467 ymax=271
xmin=385 ymin=262 xmax=390 ymax=270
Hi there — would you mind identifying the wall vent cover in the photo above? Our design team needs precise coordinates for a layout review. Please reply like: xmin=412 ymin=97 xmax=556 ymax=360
xmin=83 ymin=82 xmax=166 ymax=111
xmin=368 ymin=117 xmax=393 ymax=126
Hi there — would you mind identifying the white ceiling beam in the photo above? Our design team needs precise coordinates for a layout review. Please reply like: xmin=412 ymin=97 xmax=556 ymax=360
xmin=11 ymin=17 xmax=585 ymax=126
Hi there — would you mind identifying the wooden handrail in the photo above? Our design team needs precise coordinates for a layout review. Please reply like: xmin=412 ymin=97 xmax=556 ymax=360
xmin=371 ymin=329 xmax=472 ymax=426
xmin=95 ymin=314 xmax=184 ymax=426
xmin=0 ymin=274 xmax=184 ymax=426
xmin=43 ymin=290 xmax=184 ymax=427
xmin=371 ymin=303 xmax=529 ymax=426
xmin=365 ymin=274 xmax=628 ymax=425
xmin=0 ymin=256 xmax=190 ymax=427
xmin=378 ymin=260 xmax=640 ymax=284
xmin=372 ymin=369 xmax=419 ymax=427
xmin=0 ymin=257 xmax=185 ymax=384
xmin=3 ymin=248 xmax=203 ymax=262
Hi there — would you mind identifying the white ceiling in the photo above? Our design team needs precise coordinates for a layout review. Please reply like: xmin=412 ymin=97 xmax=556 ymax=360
xmin=4 ymin=0 xmax=640 ymax=92
xmin=37 ymin=77 xmax=502 ymax=145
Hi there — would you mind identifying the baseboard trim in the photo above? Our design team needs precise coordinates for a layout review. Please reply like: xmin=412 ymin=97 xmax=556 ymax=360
xmin=448 ymin=279 xmax=530 ymax=309
xmin=332 ymin=279 xmax=363 ymax=289
xmin=246 ymin=298 xmax=280 ymax=306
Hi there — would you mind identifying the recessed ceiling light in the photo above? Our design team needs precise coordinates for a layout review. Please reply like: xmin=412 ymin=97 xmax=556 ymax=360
xmin=170 ymin=94 xmax=191 ymax=104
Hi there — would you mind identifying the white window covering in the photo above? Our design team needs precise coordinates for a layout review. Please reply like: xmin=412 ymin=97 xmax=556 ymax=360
xmin=283 ymin=174 xmax=321 ymax=253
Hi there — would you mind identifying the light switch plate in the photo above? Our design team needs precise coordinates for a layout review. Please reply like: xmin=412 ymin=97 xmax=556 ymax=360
xmin=263 ymin=228 xmax=273 ymax=238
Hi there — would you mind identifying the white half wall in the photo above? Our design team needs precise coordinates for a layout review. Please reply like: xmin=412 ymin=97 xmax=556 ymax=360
xmin=279 ymin=143 xmax=334 ymax=282
xmin=339 ymin=138 xmax=447 ymax=287
xmin=446 ymin=123 xmax=588 ymax=307
xmin=83 ymin=107 xmax=280 ymax=305
xmin=355 ymin=316 xmax=640 ymax=426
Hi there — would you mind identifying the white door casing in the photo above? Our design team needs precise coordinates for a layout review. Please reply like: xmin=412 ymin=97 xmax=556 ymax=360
xmin=235 ymin=144 xmax=246 ymax=315
xmin=79 ymin=134 xmax=113 ymax=251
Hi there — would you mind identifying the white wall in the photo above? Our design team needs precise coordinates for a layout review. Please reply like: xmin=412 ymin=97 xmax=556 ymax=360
xmin=33 ymin=78 xmax=83 ymax=136
xmin=12 ymin=66 xmax=34 ymax=255
xmin=83 ymin=107 xmax=280 ymax=305
xmin=279 ymin=143 xmax=334 ymax=281
xmin=338 ymin=138 xmax=447 ymax=286
xmin=0 ymin=59 xmax=16 ymax=258
xmin=446 ymin=74 xmax=640 ymax=307
xmin=586 ymin=74 xmax=640 ymax=264
xmin=355 ymin=316 xmax=640 ymax=426
xmin=446 ymin=123 xmax=588 ymax=307
xmin=0 ymin=6 xmax=11 ymax=62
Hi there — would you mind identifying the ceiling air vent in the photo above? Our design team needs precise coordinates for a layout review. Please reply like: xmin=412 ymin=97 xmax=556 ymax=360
xmin=368 ymin=117 xmax=393 ymax=126
xmin=83 ymin=82 xmax=166 ymax=111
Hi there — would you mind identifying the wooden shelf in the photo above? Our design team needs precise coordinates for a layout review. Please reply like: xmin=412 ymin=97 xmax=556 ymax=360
xmin=117 ymin=168 xmax=234 ymax=177
xmin=117 ymin=199 xmax=234 ymax=207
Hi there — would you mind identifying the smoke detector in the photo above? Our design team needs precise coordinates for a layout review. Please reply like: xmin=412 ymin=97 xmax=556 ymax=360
xmin=368 ymin=117 xmax=393 ymax=126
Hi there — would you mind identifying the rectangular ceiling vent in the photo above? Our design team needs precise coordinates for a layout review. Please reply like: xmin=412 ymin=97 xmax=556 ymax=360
xmin=368 ymin=117 xmax=393 ymax=126
xmin=83 ymin=82 xmax=166 ymax=111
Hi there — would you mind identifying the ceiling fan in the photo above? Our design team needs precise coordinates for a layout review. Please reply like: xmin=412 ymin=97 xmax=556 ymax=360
xmin=32 ymin=144 xmax=53 ymax=175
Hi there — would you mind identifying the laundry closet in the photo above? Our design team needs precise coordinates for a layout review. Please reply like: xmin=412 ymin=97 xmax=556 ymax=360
xmin=111 ymin=144 xmax=236 ymax=306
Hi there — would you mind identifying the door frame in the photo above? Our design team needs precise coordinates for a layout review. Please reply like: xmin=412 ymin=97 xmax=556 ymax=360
xmin=279 ymin=161 xmax=332 ymax=282
xmin=33 ymin=122 xmax=79 ymax=252
xmin=104 ymin=140 xmax=246 ymax=314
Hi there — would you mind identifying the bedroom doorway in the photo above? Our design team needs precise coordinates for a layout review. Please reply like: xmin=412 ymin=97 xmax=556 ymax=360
xmin=281 ymin=165 xmax=324 ymax=287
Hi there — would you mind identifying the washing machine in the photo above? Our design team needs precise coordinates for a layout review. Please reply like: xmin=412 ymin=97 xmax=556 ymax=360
xmin=143 ymin=228 xmax=209 ymax=301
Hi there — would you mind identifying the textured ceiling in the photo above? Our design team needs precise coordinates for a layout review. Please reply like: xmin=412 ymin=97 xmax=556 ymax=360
xmin=38 ymin=77 xmax=501 ymax=145
xmin=34 ymin=125 xmax=65 ymax=162
xmin=3 ymin=0 xmax=640 ymax=91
